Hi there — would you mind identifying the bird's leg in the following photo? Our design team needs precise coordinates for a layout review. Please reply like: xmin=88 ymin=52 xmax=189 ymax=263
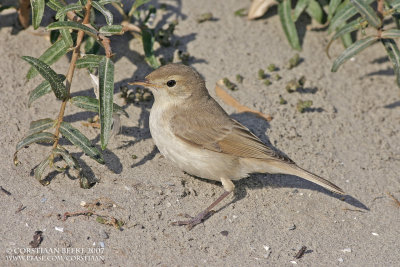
xmin=172 ymin=178 xmax=234 ymax=230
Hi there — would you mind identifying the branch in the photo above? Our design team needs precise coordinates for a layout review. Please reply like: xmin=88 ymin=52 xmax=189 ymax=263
xmin=52 ymin=0 xmax=93 ymax=150
xmin=215 ymin=80 xmax=273 ymax=121
xmin=18 ymin=0 xmax=30 ymax=29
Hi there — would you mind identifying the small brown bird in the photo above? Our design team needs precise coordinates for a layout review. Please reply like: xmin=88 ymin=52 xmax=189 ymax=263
xmin=130 ymin=64 xmax=344 ymax=229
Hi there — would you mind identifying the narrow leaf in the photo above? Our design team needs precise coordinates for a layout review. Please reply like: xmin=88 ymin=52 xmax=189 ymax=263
xmin=141 ymin=28 xmax=160 ymax=68
xmin=70 ymin=96 xmax=128 ymax=117
xmin=31 ymin=0 xmax=45 ymax=29
xmin=34 ymin=156 xmax=51 ymax=182
xmin=327 ymin=0 xmax=342 ymax=21
xmin=13 ymin=132 xmax=55 ymax=166
xmin=47 ymin=21 xmax=98 ymax=38
xmin=53 ymin=146 xmax=81 ymax=170
xmin=350 ymin=0 xmax=381 ymax=28
xmin=47 ymin=0 xmax=64 ymax=11
xmin=55 ymin=3 xmax=82 ymax=20
xmin=59 ymin=121 xmax=104 ymax=164
xmin=306 ymin=0 xmax=324 ymax=24
xmin=99 ymin=57 xmax=115 ymax=150
xmin=99 ymin=0 xmax=122 ymax=5
xmin=293 ymin=0 xmax=309 ymax=22
xmin=329 ymin=0 xmax=374 ymax=33
xmin=22 ymin=56 xmax=67 ymax=100
xmin=278 ymin=0 xmax=301 ymax=51
xmin=28 ymin=118 xmax=55 ymax=135
xmin=26 ymin=38 xmax=69 ymax=80
xmin=341 ymin=32 xmax=353 ymax=48
xmin=331 ymin=36 xmax=378 ymax=72
xmin=85 ymin=36 xmax=101 ymax=54
xmin=28 ymin=74 xmax=66 ymax=107
xmin=331 ymin=20 xmax=363 ymax=42
xmin=92 ymin=1 xmax=113 ymax=25
xmin=381 ymin=39 xmax=400 ymax=87
xmin=16 ymin=132 xmax=55 ymax=152
xmin=128 ymin=0 xmax=151 ymax=18
xmin=76 ymin=55 xmax=103 ymax=69
xmin=381 ymin=29 xmax=400 ymax=39
xmin=99 ymin=25 xmax=124 ymax=36
xmin=389 ymin=0 xmax=400 ymax=9
xmin=28 ymin=80 xmax=52 ymax=107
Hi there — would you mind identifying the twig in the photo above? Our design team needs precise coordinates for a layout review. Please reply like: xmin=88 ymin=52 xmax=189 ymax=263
xmin=62 ymin=210 xmax=95 ymax=221
xmin=215 ymin=80 xmax=273 ymax=121
xmin=52 ymin=0 xmax=93 ymax=151
xmin=294 ymin=246 xmax=307 ymax=259
xmin=65 ymin=10 xmax=114 ymax=58
xmin=0 ymin=186 xmax=11 ymax=196
xmin=18 ymin=0 xmax=30 ymax=29
xmin=387 ymin=192 xmax=400 ymax=208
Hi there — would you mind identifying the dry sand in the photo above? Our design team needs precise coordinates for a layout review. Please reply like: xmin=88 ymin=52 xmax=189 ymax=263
xmin=0 ymin=0 xmax=399 ymax=266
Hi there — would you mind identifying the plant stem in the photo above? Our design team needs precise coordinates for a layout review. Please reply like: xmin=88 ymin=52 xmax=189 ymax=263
xmin=18 ymin=0 xmax=30 ymax=28
xmin=52 ymin=0 xmax=93 ymax=151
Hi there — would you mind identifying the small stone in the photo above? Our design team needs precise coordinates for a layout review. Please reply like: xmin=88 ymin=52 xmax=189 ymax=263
xmin=220 ymin=231 xmax=228 ymax=236
xmin=100 ymin=230 xmax=109 ymax=239
xmin=341 ymin=248 xmax=351 ymax=253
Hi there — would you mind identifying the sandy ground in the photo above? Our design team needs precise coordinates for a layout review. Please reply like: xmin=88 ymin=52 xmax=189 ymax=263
xmin=1 ymin=0 xmax=399 ymax=266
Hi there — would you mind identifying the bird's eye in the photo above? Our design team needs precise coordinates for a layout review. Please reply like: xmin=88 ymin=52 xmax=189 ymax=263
xmin=167 ymin=80 xmax=176 ymax=87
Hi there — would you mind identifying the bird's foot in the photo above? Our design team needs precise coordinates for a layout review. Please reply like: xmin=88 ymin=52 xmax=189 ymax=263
xmin=171 ymin=210 xmax=215 ymax=230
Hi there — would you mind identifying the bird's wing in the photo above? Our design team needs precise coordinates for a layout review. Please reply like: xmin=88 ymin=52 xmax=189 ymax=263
xmin=169 ymin=100 xmax=294 ymax=164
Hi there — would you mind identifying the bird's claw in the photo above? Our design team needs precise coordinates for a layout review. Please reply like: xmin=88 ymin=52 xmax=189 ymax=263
xmin=171 ymin=210 xmax=215 ymax=230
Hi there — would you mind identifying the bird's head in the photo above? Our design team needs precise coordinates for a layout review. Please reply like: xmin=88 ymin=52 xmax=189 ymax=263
xmin=129 ymin=63 xmax=207 ymax=103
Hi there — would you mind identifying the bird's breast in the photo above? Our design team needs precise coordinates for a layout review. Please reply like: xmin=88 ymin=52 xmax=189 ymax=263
xmin=149 ymin=103 xmax=244 ymax=181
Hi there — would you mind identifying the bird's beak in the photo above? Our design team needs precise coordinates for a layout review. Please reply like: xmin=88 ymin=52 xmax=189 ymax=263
xmin=129 ymin=79 xmax=163 ymax=90
xmin=128 ymin=79 xmax=151 ymax=87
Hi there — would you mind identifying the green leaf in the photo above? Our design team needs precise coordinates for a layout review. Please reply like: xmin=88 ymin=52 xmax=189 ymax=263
xmin=76 ymin=55 xmax=103 ymax=69
xmin=327 ymin=0 xmax=342 ymax=21
xmin=31 ymin=0 xmax=45 ymax=29
xmin=13 ymin=132 xmax=55 ymax=166
xmin=16 ymin=132 xmax=55 ymax=152
xmin=47 ymin=21 xmax=98 ymax=38
xmin=141 ymin=27 xmax=160 ymax=68
xmin=331 ymin=20 xmax=363 ymax=42
xmin=293 ymin=0 xmax=309 ymax=22
xmin=278 ymin=0 xmax=301 ymax=51
xmin=306 ymin=0 xmax=324 ymax=24
xmin=99 ymin=25 xmax=124 ymax=36
xmin=99 ymin=57 xmax=115 ymax=150
xmin=28 ymin=118 xmax=55 ymax=135
xmin=381 ymin=29 xmax=400 ymax=39
xmin=381 ymin=38 xmax=400 ymax=87
xmin=70 ymin=96 xmax=128 ymax=117
xmin=128 ymin=0 xmax=151 ymax=18
xmin=329 ymin=0 xmax=375 ymax=33
xmin=53 ymin=146 xmax=81 ymax=170
xmin=340 ymin=32 xmax=353 ymax=48
xmin=50 ymin=30 xmax=60 ymax=44
xmin=47 ymin=0 xmax=64 ymax=11
xmin=26 ymin=38 xmax=69 ymax=80
xmin=92 ymin=1 xmax=113 ymax=25
xmin=85 ymin=36 xmax=101 ymax=54
xmin=55 ymin=3 xmax=82 ymax=20
xmin=331 ymin=36 xmax=378 ymax=72
xmin=389 ymin=0 xmax=400 ymax=9
xmin=34 ymin=156 xmax=51 ymax=182
xmin=350 ymin=0 xmax=381 ymax=28
xmin=22 ymin=56 xmax=67 ymax=100
xmin=99 ymin=0 xmax=121 ymax=5
xmin=28 ymin=74 xmax=66 ymax=107
xmin=59 ymin=121 xmax=104 ymax=164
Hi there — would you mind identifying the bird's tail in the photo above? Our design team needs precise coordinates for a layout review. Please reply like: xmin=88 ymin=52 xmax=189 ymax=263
xmin=269 ymin=161 xmax=345 ymax=195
